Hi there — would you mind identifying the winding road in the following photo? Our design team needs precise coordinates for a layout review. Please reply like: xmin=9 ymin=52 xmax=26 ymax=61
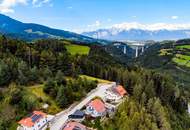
xmin=50 ymin=82 xmax=115 ymax=130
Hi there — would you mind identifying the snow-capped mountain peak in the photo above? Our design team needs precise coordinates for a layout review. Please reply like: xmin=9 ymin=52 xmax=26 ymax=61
xmin=82 ymin=22 xmax=190 ymax=41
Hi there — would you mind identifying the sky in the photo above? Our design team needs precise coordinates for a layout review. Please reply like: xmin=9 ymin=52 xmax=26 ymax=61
xmin=0 ymin=0 xmax=190 ymax=33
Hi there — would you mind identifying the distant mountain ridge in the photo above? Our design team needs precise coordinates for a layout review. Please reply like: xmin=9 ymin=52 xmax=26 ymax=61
xmin=0 ymin=14 xmax=98 ymax=42
xmin=83 ymin=28 xmax=190 ymax=41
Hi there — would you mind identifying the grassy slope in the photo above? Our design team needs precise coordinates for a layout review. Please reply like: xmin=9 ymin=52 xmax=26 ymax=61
xmin=6 ymin=84 xmax=61 ymax=129
xmin=0 ymin=85 xmax=18 ymax=130
xmin=25 ymin=75 xmax=110 ymax=113
xmin=7 ymin=74 xmax=109 ymax=129
xmin=26 ymin=75 xmax=110 ymax=115
xmin=80 ymin=75 xmax=111 ymax=83
xmin=161 ymin=45 xmax=190 ymax=68
xmin=176 ymin=45 xmax=190 ymax=49
xmin=136 ymin=42 xmax=190 ymax=88
xmin=65 ymin=44 xmax=90 ymax=55
xmin=27 ymin=85 xmax=61 ymax=114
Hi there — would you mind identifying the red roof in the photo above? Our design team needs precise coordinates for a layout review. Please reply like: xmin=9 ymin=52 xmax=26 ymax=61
xmin=88 ymin=99 xmax=106 ymax=113
xmin=114 ymin=85 xmax=127 ymax=96
xmin=63 ymin=121 xmax=86 ymax=130
xmin=18 ymin=111 xmax=46 ymax=127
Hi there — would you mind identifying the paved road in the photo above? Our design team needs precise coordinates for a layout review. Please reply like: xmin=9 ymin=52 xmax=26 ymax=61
xmin=50 ymin=82 xmax=115 ymax=130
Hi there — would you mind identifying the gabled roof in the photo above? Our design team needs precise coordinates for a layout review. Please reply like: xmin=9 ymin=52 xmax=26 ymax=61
xmin=88 ymin=99 xmax=106 ymax=113
xmin=63 ymin=121 xmax=86 ymax=130
xmin=18 ymin=111 xmax=46 ymax=127
xmin=114 ymin=85 xmax=127 ymax=96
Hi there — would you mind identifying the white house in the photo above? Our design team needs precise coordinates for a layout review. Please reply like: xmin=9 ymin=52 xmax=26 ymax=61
xmin=105 ymin=85 xmax=127 ymax=103
xmin=104 ymin=89 xmax=122 ymax=103
xmin=86 ymin=99 xmax=106 ymax=118
xmin=18 ymin=111 xmax=48 ymax=130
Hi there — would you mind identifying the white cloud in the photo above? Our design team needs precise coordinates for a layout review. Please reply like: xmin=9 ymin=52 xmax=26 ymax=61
xmin=0 ymin=0 xmax=51 ymax=13
xmin=132 ymin=15 xmax=137 ymax=18
xmin=0 ymin=0 xmax=27 ymax=13
xmin=171 ymin=16 xmax=179 ymax=20
xmin=107 ymin=18 xmax=112 ymax=22
xmin=67 ymin=6 xmax=72 ymax=9
xmin=87 ymin=20 xmax=101 ymax=28
xmin=75 ymin=21 xmax=102 ymax=33
xmin=32 ymin=0 xmax=37 ymax=4
xmin=111 ymin=22 xmax=190 ymax=31
xmin=32 ymin=0 xmax=51 ymax=7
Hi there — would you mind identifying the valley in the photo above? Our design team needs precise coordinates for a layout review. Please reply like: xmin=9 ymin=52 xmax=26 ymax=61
xmin=134 ymin=40 xmax=190 ymax=89
xmin=0 ymin=35 xmax=189 ymax=130
xmin=0 ymin=6 xmax=190 ymax=130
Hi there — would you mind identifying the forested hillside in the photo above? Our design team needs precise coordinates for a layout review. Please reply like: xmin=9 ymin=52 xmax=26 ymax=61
xmin=0 ymin=36 xmax=189 ymax=130
xmin=136 ymin=39 xmax=190 ymax=90
xmin=71 ymin=42 xmax=190 ymax=130
xmin=78 ymin=46 xmax=190 ymax=130
xmin=0 ymin=14 xmax=97 ymax=43
xmin=0 ymin=36 xmax=98 ymax=129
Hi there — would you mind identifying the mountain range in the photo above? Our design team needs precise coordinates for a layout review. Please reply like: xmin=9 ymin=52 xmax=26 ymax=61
xmin=1 ymin=13 xmax=190 ymax=42
xmin=0 ymin=14 xmax=99 ymax=43
xmin=82 ymin=27 xmax=190 ymax=41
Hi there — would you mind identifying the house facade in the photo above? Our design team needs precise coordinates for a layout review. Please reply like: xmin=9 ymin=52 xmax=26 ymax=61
xmin=105 ymin=85 xmax=127 ymax=103
xmin=86 ymin=99 xmax=106 ymax=117
xmin=18 ymin=111 xmax=48 ymax=130
xmin=104 ymin=89 xmax=122 ymax=103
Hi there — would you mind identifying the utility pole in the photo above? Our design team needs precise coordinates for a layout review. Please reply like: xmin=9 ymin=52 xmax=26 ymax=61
xmin=28 ymin=43 xmax=32 ymax=68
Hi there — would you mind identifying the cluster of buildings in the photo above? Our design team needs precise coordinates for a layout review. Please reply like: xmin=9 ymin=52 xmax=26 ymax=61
xmin=17 ymin=84 xmax=127 ymax=130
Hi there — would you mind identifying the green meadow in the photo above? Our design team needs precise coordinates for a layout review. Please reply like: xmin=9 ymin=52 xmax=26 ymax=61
xmin=65 ymin=44 xmax=90 ymax=55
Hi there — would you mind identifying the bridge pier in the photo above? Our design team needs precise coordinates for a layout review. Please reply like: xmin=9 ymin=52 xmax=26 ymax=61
xmin=135 ymin=46 xmax=138 ymax=58
xmin=113 ymin=41 xmax=146 ymax=58
xmin=123 ymin=45 xmax=127 ymax=54
xmin=142 ymin=46 xmax=144 ymax=53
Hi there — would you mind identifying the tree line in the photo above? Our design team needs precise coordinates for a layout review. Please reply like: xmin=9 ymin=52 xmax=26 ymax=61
xmin=0 ymin=35 xmax=189 ymax=130
xmin=75 ymin=46 xmax=190 ymax=130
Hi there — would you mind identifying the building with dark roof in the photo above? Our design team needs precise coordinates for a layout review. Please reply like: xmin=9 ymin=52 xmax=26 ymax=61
xmin=68 ymin=110 xmax=85 ymax=121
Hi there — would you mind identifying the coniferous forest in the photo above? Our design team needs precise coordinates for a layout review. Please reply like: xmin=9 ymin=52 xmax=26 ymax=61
xmin=0 ymin=35 xmax=189 ymax=130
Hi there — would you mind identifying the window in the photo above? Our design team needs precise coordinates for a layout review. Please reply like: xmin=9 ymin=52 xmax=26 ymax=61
xmin=89 ymin=106 xmax=93 ymax=111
